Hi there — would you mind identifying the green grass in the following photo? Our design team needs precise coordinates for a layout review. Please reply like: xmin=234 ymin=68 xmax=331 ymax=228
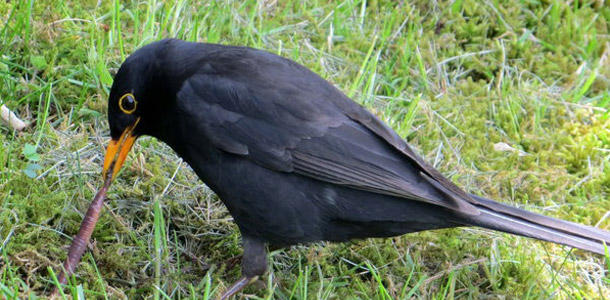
xmin=1 ymin=0 xmax=610 ymax=298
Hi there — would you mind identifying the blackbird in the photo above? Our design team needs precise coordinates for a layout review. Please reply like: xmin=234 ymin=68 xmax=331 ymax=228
xmin=103 ymin=38 xmax=610 ymax=299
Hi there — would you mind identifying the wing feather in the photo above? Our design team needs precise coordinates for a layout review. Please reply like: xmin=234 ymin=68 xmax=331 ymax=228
xmin=176 ymin=49 xmax=479 ymax=215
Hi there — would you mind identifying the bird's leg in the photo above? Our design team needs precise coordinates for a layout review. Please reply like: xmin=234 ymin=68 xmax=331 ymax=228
xmin=217 ymin=236 xmax=267 ymax=300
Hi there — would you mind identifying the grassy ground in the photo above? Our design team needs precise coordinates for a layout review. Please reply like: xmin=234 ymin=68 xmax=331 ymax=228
xmin=1 ymin=0 xmax=610 ymax=299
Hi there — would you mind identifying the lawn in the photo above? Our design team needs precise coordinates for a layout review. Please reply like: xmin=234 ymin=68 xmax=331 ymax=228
xmin=1 ymin=0 xmax=610 ymax=299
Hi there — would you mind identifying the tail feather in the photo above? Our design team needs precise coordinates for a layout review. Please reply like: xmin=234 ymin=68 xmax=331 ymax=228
xmin=465 ymin=194 xmax=610 ymax=255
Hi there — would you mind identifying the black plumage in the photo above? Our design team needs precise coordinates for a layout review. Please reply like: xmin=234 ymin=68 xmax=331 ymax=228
xmin=104 ymin=38 xmax=610 ymax=299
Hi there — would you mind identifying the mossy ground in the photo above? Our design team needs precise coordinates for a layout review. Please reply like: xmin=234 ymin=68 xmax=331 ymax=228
xmin=1 ymin=0 xmax=610 ymax=299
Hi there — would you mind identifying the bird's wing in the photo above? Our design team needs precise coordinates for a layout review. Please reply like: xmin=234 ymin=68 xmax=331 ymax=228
xmin=177 ymin=63 xmax=478 ymax=215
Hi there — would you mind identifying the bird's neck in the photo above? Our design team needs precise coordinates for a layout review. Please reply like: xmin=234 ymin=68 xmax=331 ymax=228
xmin=153 ymin=110 xmax=223 ymax=186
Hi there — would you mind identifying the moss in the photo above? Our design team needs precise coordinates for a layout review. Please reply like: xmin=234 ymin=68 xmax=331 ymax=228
xmin=1 ymin=0 xmax=609 ymax=298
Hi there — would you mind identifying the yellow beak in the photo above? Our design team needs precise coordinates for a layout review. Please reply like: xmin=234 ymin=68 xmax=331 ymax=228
xmin=102 ymin=118 xmax=141 ymax=181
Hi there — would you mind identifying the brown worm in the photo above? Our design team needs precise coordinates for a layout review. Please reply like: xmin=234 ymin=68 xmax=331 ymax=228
xmin=53 ymin=168 xmax=114 ymax=294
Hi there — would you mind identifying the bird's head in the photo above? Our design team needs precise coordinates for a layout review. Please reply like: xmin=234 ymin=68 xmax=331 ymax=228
xmin=103 ymin=39 xmax=179 ymax=181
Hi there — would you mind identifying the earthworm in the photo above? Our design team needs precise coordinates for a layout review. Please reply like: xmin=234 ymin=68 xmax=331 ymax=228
xmin=53 ymin=166 xmax=113 ymax=293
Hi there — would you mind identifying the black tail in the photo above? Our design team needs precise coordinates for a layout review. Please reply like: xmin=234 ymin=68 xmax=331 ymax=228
xmin=464 ymin=194 xmax=610 ymax=255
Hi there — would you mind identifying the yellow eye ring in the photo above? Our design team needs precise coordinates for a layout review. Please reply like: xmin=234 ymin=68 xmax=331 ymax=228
xmin=119 ymin=93 xmax=137 ymax=114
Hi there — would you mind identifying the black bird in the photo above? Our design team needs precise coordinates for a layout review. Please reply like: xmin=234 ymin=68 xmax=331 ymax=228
xmin=103 ymin=38 xmax=610 ymax=299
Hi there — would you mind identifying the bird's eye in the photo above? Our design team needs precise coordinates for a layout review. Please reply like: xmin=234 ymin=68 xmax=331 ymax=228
xmin=119 ymin=93 xmax=137 ymax=114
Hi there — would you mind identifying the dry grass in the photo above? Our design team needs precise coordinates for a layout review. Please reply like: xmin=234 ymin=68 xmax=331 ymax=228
xmin=1 ymin=0 xmax=610 ymax=299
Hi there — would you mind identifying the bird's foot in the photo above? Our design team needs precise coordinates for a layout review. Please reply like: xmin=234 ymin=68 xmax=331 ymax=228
xmin=217 ymin=276 xmax=258 ymax=300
